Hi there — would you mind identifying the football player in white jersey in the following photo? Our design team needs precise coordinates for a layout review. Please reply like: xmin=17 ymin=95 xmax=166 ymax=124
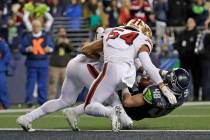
xmin=16 ymin=28 xmax=132 ymax=132
xmin=63 ymin=68 xmax=189 ymax=131
xmin=83 ymin=19 xmax=177 ymax=131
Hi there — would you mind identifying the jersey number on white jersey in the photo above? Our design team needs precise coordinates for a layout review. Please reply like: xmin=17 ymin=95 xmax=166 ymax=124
xmin=106 ymin=28 xmax=139 ymax=45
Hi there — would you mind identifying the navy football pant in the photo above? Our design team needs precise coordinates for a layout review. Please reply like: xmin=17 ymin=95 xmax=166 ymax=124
xmin=25 ymin=67 xmax=48 ymax=105
xmin=0 ymin=72 xmax=9 ymax=108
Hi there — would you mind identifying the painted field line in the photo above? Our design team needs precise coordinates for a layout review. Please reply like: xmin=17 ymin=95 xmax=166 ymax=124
xmin=0 ymin=114 xmax=210 ymax=118
xmin=0 ymin=128 xmax=210 ymax=132
xmin=0 ymin=109 xmax=33 ymax=113
xmin=183 ymin=102 xmax=210 ymax=106
xmin=0 ymin=101 xmax=210 ymax=114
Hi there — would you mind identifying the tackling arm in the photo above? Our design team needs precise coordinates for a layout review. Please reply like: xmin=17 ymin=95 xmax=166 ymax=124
xmin=134 ymin=57 xmax=168 ymax=81
xmin=138 ymin=45 xmax=177 ymax=104
xmin=138 ymin=45 xmax=163 ymax=85
xmin=80 ymin=39 xmax=103 ymax=59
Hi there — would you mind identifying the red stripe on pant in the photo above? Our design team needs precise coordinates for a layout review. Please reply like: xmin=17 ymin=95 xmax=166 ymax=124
xmin=87 ymin=64 xmax=99 ymax=79
xmin=85 ymin=63 xmax=108 ymax=107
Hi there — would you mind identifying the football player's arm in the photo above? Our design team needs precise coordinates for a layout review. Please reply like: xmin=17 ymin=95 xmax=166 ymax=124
xmin=80 ymin=39 xmax=103 ymax=59
xmin=138 ymin=45 xmax=177 ymax=104
xmin=135 ymin=57 xmax=168 ymax=78
xmin=122 ymin=88 xmax=145 ymax=108
xmin=138 ymin=45 xmax=163 ymax=84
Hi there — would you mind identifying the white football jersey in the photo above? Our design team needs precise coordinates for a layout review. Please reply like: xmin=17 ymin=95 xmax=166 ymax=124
xmin=103 ymin=27 xmax=153 ymax=63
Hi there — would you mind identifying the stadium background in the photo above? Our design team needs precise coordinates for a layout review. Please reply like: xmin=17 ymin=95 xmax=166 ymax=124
xmin=0 ymin=0 xmax=210 ymax=140
xmin=1 ymin=0 xmax=210 ymax=106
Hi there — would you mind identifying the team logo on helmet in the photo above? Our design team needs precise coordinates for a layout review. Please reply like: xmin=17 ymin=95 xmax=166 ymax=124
xmin=126 ymin=19 xmax=152 ymax=39
xmin=165 ymin=68 xmax=190 ymax=95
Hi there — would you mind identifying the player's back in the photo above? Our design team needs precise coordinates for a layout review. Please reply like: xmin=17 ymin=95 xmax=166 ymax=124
xmin=103 ymin=27 xmax=152 ymax=63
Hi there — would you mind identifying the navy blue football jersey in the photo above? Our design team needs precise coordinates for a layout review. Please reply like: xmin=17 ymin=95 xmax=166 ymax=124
xmin=124 ymin=85 xmax=189 ymax=120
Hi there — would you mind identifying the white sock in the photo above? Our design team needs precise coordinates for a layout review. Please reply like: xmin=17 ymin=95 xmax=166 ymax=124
xmin=26 ymin=107 xmax=45 ymax=122
xmin=85 ymin=102 xmax=113 ymax=118
xmin=25 ymin=98 xmax=69 ymax=122
xmin=72 ymin=104 xmax=85 ymax=117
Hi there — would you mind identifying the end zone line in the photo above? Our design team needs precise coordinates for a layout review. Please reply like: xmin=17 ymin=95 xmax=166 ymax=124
xmin=0 ymin=101 xmax=210 ymax=114
xmin=183 ymin=102 xmax=210 ymax=106
xmin=0 ymin=128 xmax=210 ymax=132
xmin=0 ymin=114 xmax=210 ymax=118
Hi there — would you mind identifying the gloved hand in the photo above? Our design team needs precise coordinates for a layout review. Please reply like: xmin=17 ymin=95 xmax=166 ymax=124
xmin=160 ymin=84 xmax=177 ymax=105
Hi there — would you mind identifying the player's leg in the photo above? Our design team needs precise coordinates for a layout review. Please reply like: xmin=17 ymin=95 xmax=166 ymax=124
xmin=63 ymin=56 xmax=101 ymax=130
xmin=16 ymin=58 xmax=84 ymax=131
xmin=17 ymin=55 xmax=100 ymax=131
xmin=84 ymin=63 xmax=125 ymax=131
xmin=84 ymin=63 xmax=117 ymax=117
xmin=64 ymin=95 xmax=119 ymax=131
xmin=64 ymin=92 xmax=133 ymax=130
xmin=105 ymin=93 xmax=133 ymax=129
xmin=63 ymin=104 xmax=85 ymax=131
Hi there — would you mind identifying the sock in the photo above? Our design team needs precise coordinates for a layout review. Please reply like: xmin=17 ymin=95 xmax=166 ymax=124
xmin=72 ymin=104 xmax=85 ymax=117
xmin=25 ymin=98 xmax=69 ymax=122
xmin=85 ymin=102 xmax=113 ymax=118
xmin=26 ymin=107 xmax=45 ymax=122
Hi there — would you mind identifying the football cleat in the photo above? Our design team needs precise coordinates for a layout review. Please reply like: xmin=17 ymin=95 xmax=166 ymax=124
xmin=16 ymin=115 xmax=35 ymax=132
xmin=119 ymin=108 xmax=133 ymax=129
xmin=63 ymin=108 xmax=80 ymax=131
xmin=111 ymin=106 xmax=121 ymax=132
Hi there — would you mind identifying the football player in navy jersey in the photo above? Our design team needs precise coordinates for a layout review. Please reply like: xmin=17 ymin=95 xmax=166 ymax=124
xmin=122 ymin=68 xmax=190 ymax=120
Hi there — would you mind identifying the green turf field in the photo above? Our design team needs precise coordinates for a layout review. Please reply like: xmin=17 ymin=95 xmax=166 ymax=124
xmin=0 ymin=104 xmax=210 ymax=130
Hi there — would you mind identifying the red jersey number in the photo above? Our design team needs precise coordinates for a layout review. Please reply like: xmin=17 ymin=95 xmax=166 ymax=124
xmin=120 ymin=32 xmax=138 ymax=45
xmin=107 ymin=29 xmax=138 ymax=45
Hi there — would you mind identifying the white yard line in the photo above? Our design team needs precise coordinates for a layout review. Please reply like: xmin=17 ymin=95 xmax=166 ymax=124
xmin=0 ymin=114 xmax=210 ymax=118
xmin=0 ymin=128 xmax=210 ymax=132
xmin=163 ymin=115 xmax=210 ymax=118
xmin=183 ymin=102 xmax=210 ymax=106
xmin=0 ymin=109 xmax=33 ymax=113
xmin=0 ymin=101 xmax=209 ymax=114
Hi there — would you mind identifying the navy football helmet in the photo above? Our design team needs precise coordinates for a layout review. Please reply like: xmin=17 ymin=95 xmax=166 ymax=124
xmin=164 ymin=68 xmax=190 ymax=95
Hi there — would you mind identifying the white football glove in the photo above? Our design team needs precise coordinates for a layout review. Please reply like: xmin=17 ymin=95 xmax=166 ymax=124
xmin=160 ymin=85 xmax=177 ymax=105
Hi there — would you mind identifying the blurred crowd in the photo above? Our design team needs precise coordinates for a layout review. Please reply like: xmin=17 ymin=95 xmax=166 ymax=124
xmin=0 ymin=0 xmax=210 ymax=109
